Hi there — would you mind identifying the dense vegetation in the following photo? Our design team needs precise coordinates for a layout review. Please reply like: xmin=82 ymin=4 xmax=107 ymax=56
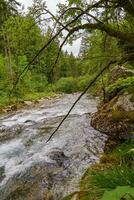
xmin=0 ymin=0 xmax=81 ymax=107
xmin=0 ymin=0 xmax=134 ymax=108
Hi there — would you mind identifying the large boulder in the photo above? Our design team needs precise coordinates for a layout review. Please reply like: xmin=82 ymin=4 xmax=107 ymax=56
xmin=91 ymin=91 xmax=134 ymax=140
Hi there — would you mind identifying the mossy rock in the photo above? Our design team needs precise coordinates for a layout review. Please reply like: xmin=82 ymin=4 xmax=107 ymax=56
xmin=91 ymin=91 xmax=134 ymax=140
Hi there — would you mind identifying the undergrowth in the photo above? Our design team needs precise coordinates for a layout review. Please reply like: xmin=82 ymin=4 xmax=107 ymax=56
xmin=61 ymin=140 xmax=134 ymax=200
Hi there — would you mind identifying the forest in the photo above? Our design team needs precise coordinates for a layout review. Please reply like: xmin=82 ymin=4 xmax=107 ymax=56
xmin=0 ymin=0 xmax=134 ymax=200
xmin=0 ymin=0 xmax=134 ymax=107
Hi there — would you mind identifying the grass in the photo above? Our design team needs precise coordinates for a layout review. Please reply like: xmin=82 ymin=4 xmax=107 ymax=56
xmin=89 ymin=166 xmax=134 ymax=189
xmin=23 ymin=91 xmax=57 ymax=101
xmin=106 ymin=76 xmax=134 ymax=95
xmin=61 ymin=140 xmax=134 ymax=200
xmin=0 ymin=91 xmax=58 ymax=111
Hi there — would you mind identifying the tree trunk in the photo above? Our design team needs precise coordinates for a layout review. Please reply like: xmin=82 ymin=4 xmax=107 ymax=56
xmin=2 ymin=30 xmax=13 ymax=82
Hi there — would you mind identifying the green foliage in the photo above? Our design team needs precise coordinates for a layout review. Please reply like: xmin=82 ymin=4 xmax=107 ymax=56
xmin=79 ymin=30 xmax=122 ymax=76
xmin=90 ymin=166 xmax=134 ymax=190
xmin=107 ymin=76 xmax=134 ymax=94
xmin=55 ymin=77 xmax=78 ymax=93
xmin=78 ymin=141 xmax=134 ymax=200
xmin=109 ymin=140 xmax=134 ymax=166
xmin=0 ymin=54 xmax=6 ymax=78
xmin=54 ymin=75 xmax=94 ymax=93
xmin=69 ymin=0 xmax=81 ymax=5
xmin=29 ymin=74 xmax=48 ymax=92
xmin=77 ymin=75 xmax=91 ymax=91
xmin=101 ymin=186 xmax=134 ymax=200
xmin=0 ymin=3 xmax=78 ymax=107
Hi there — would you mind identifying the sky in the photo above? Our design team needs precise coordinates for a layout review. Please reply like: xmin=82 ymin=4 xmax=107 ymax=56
xmin=18 ymin=0 xmax=81 ymax=56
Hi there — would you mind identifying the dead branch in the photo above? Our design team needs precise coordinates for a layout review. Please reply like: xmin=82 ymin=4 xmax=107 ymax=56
xmin=48 ymin=31 xmax=73 ymax=82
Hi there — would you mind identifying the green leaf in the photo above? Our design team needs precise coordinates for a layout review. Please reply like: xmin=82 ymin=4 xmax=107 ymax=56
xmin=69 ymin=0 xmax=81 ymax=5
xmin=101 ymin=186 xmax=134 ymax=200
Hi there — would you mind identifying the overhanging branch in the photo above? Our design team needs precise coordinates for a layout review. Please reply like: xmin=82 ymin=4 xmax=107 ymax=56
xmin=11 ymin=2 xmax=101 ymax=91
xmin=46 ymin=60 xmax=117 ymax=143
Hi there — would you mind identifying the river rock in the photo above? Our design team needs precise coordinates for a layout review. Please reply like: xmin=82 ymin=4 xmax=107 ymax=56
xmin=47 ymin=149 xmax=69 ymax=168
xmin=0 ymin=166 xmax=5 ymax=182
xmin=24 ymin=101 xmax=33 ymax=106
xmin=105 ymin=66 xmax=134 ymax=102
xmin=0 ymin=125 xmax=23 ymax=142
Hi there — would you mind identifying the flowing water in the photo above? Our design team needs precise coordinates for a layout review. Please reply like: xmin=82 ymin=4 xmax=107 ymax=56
xmin=0 ymin=93 xmax=107 ymax=200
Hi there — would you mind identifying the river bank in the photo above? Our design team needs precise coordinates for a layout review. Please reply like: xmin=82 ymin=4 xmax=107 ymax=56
xmin=0 ymin=92 xmax=60 ymax=115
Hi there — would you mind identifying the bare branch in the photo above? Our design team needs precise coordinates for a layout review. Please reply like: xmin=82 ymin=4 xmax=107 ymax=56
xmin=48 ymin=31 xmax=73 ymax=82
xmin=11 ymin=2 xmax=102 ymax=91
xmin=11 ymin=0 xmax=133 ymax=93
xmin=46 ymin=60 xmax=117 ymax=143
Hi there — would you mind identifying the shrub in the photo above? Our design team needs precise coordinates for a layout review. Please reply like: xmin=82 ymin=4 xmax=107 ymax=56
xmin=77 ymin=75 xmax=91 ymax=91
xmin=107 ymin=76 xmax=134 ymax=94
xmin=89 ymin=166 xmax=134 ymax=190
xmin=55 ymin=77 xmax=78 ymax=93
xmin=30 ymin=74 xmax=48 ymax=92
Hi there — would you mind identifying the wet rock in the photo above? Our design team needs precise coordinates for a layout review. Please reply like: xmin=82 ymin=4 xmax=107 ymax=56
xmin=0 ymin=105 xmax=17 ymax=114
xmin=24 ymin=120 xmax=36 ymax=126
xmin=0 ymin=166 xmax=5 ymax=182
xmin=47 ymin=149 xmax=69 ymax=168
xmin=92 ymin=65 xmax=134 ymax=140
xmin=10 ymin=105 xmax=17 ymax=111
xmin=113 ymin=93 xmax=134 ymax=111
xmin=105 ymin=66 xmax=134 ymax=102
xmin=0 ymin=125 xmax=23 ymax=142
xmin=24 ymin=101 xmax=33 ymax=106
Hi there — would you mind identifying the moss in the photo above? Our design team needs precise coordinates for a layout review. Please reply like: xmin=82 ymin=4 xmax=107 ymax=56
xmin=60 ymin=195 xmax=72 ymax=200
xmin=112 ymin=109 xmax=124 ymax=122
xmin=106 ymin=76 xmax=134 ymax=95
xmin=112 ymin=108 xmax=134 ymax=122
xmin=126 ymin=111 xmax=134 ymax=122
